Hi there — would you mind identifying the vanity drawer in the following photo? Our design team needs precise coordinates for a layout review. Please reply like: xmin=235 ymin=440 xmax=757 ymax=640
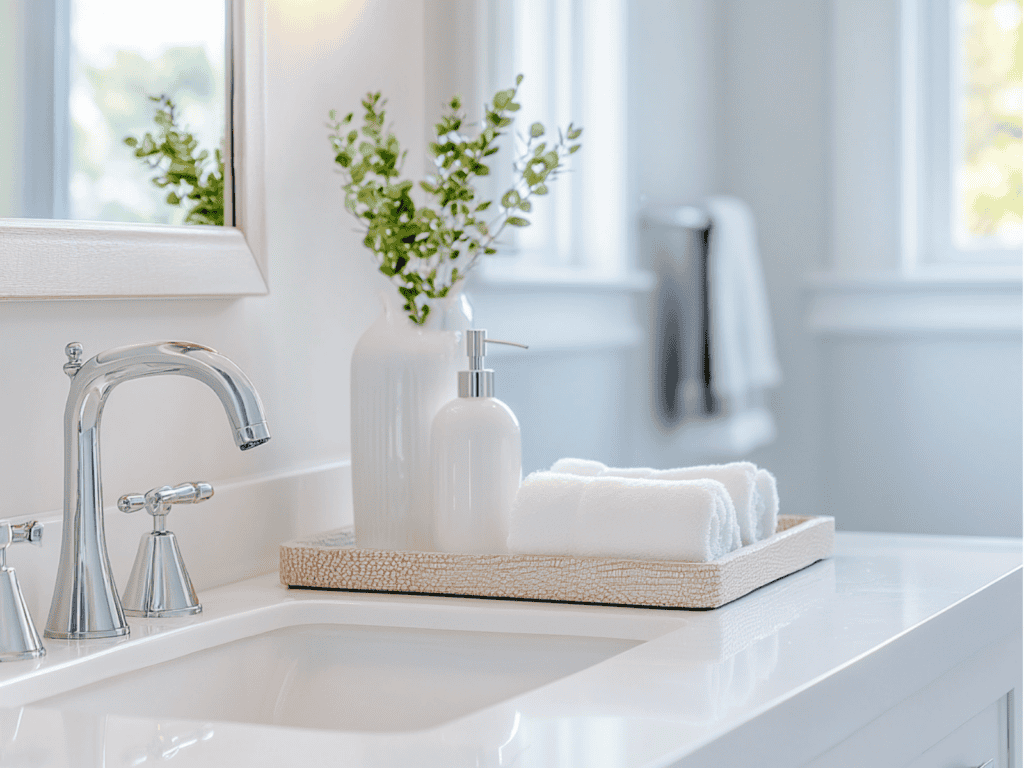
xmin=799 ymin=633 xmax=1020 ymax=768
xmin=902 ymin=698 xmax=1007 ymax=768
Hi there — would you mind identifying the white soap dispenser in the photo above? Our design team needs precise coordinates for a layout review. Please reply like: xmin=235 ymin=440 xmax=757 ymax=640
xmin=431 ymin=330 xmax=526 ymax=554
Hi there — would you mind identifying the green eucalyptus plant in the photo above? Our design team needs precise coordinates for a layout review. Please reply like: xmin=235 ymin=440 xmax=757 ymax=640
xmin=124 ymin=95 xmax=224 ymax=226
xmin=328 ymin=75 xmax=582 ymax=325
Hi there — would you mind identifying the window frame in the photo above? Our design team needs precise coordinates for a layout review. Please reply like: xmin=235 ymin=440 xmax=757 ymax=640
xmin=904 ymin=0 xmax=1022 ymax=269
xmin=477 ymin=0 xmax=630 ymax=276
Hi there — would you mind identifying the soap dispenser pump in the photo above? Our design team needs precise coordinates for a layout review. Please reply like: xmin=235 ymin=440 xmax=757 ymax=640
xmin=431 ymin=330 xmax=526 ymax=554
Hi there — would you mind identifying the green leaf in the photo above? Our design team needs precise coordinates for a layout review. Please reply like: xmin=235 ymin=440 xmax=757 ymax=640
xmin=515 ymin=74 xmax=524 ymax=86
xmin=493 ymin=89 xmax=513 ymax=110
xmin=568 ymin=144 xmax=581 ymax=154
xmin=566 ymin=125 xmax=583 ymax=140
xmin=501 ymin=189 xmax=521 ymax=208
xmin=534 ymin=183 xmax=549 ymax=195
xmin=519 ymin=200 xmax=532 ymax=212
xmin=475 ymin=200 xmax=492 ymax=212
xmin=506 ymin=216 xmax=530 ymax=227
xmin=530 ymin=122 xmax=545 ymax=138
xmin=166 ymin=192 xmax=180 ymax=205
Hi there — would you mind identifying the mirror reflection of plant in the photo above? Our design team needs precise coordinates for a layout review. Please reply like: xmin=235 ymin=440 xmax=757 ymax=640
xmin=73 ymin=46 xmax=221 ymax=224
xmin=124 ymin=95 xmax=224 ymax=226
xmin=329 ymin=75 xmax=582 ymax=325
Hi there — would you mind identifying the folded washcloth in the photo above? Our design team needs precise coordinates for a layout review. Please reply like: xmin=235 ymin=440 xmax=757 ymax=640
xmin=754 ymin=469 xmax=779 ymax=539
xmin=553 ymin=459 xmax=775 ymax=546
xmin=507 ymin=471 xmax=740 ymax=562
xmin=505 ymin=471 xmax=584 ymax=555
xmin=572 ymin=476 xmax=736 ymax=562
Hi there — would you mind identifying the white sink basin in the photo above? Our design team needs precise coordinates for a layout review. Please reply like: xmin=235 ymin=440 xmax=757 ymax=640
xmin=31 ymin=622 xmax=639 ymax=732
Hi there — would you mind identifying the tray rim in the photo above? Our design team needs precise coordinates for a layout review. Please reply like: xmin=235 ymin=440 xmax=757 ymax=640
xmin=279 ymin=514 xmax=835 ymax=610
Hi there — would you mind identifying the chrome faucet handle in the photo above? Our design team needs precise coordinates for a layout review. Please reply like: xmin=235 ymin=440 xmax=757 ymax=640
xmin=118 ymin=483 xmax=212 ymax=618
xmin=119 ymin=482 xmax=214 ymax=533
xmin=0 ymin=521 xmax=44 ymax=550
xmin=0 ymin=521 xmax=45 ymax=661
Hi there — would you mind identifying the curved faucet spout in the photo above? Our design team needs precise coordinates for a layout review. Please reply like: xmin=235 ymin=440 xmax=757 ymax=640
xmin=45 ymin=341 xmax=271 ymax=640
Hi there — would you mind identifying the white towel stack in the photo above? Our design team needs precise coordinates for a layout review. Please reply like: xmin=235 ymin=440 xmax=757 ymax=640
xmin=507 ymin=471 xmax=742 ymax=563
xmin=551 ymin=458 xmax=779 ymax=545
xmin=508 ymin=458 xmax=781 ymax=562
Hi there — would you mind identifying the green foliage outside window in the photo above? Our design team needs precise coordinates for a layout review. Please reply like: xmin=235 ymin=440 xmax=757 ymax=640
xmin=960 ymin=0 xmax=1023 ymax=242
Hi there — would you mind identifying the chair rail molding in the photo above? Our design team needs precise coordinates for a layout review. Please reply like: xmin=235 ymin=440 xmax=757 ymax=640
xmin=806 ymin=272 xmax=1023 ymax=336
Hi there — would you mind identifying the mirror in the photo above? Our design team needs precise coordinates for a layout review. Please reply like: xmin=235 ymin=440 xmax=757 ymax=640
xmin=0 ymin=0 xmax=266 ymax=298
xmin=2 ymin=0 xmax=225 ymax=225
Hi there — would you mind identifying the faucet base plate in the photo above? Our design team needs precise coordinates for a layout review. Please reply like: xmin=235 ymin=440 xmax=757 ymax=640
xmin=44 ymin=627 xmax=129 ymax=641
xmin=124 ymin=605 xmax=201 ymax=619
xmin=0 ymin=648 xmax=45 ymax=662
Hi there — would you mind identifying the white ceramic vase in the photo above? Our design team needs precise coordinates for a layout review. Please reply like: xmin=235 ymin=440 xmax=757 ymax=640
xmin=350 ymin=290 xmax=472 ymax=551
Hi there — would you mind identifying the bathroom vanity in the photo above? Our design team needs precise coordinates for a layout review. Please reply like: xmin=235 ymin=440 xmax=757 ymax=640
xmin=0 ymin=531 xmax=1018 ymax=767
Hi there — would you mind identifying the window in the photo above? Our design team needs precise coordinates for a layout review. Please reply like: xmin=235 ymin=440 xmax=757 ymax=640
xmin=908 ymin=0 xmax=1022 ymax=266
xmin=481 ymin=0 xmax=628 ymax=274
xmin=954 ymin=0 xmax=1022 ymax=248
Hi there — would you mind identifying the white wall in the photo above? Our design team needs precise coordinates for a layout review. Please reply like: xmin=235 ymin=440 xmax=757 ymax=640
xmin=714 ymin=0 xmax=831 ymax=523
xmin=618 ymin=0 xmax=830 ymax=524
xmin=820 ymin=0 xmax=1022 ymax=536
xmin=598 ymin=0 xmax=1020 ymax=537
xmin=2 ymin=0 xmax=428 ymax=619
xmin=622 ymin=0 xmax=1021 ymax=537
xmin=823 ymin=335 xmax=1022 ymax=536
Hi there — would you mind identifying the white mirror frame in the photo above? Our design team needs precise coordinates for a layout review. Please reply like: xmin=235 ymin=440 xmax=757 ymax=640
xmin=0 ymin=0 xmax=267 ymax=299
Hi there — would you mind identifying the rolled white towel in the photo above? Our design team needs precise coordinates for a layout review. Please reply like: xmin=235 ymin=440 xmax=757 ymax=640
xmin=648 ymin=462 xmax=760 ymax=547
xmin=754 ymin=469 xmax=779 ymax=539
xmin=572 ymin=476 xmax=737 ymax=562
xmin=550 ymin=458 xmax=751 ymax=548
xmin=508 ymin=472 xmax=739 ymax=562
xmin=549 ymin=458 xmax=606 ymax=476
xmin=506 ymin=471 xmax=585 ymax=555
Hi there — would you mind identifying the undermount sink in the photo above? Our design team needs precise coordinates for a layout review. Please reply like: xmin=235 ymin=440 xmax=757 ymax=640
xmin=24 ymin=598 xmax=642 ymax=734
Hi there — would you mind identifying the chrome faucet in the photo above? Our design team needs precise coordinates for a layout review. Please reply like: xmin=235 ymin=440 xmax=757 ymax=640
xmin=45 ymin=341 xmax=271 ymax=640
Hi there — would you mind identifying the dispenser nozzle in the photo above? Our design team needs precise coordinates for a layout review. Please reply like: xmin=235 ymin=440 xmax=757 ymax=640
xmin=459 ymin=330 xmax=527 ymax=398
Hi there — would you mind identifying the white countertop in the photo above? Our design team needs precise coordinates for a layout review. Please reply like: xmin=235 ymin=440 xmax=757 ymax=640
xmin=0 ymin=531 xmax=1019 ymax=767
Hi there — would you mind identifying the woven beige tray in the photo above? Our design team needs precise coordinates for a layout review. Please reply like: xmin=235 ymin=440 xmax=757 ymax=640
xmin=279 ymin=514 xmax=834 ymax=610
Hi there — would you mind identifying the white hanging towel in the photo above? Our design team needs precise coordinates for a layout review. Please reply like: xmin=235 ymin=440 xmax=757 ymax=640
xmin=703 ymin=196 xmax=782 ymax=410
